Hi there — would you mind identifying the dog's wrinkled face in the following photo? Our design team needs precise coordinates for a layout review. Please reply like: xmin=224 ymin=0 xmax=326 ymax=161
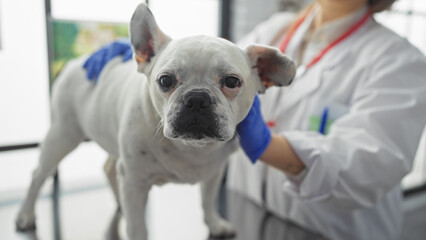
xmin=129 ymin=3 xmax=296 ymax=146
xmin=150 ymin=36 xmax=256 ymax=144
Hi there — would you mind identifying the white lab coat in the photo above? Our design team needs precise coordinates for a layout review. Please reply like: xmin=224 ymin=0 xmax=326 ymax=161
xmin=227 ymin=10 xmax=426 ymax=240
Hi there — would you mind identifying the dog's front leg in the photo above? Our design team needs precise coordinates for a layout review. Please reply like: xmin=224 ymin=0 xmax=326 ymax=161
xmin=117 ymin=163 xmax=151 ymax=240
xmin=201 ymin=165 xmax=236 ymax=238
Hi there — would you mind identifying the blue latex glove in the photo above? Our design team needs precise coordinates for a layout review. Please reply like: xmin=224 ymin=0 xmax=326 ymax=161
xmin=83 ymin=39 xmax=133 ymax=83
xmin=237 ymin=95 xmax=272 ymax=163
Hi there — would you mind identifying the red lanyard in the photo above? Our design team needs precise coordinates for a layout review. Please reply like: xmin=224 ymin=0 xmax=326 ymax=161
xmin=279 ymin=9 xmax=372 ymax=70
xmin=266 ymin=9 xmax=371 ymax=129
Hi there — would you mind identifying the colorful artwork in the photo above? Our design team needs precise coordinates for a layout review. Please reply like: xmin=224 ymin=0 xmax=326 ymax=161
xmin=51 ymin=20 xmax=129 ymax=82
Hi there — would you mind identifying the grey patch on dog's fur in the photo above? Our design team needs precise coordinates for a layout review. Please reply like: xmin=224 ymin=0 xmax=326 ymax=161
xmin=16 ymin=222 xmax=36 ymax=232
xmin=119 ymin=163 xmax=125 ymax=176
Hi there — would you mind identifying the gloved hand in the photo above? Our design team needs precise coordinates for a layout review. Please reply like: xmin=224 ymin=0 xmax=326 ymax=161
xmin=237 ymin=95 xmax=272 ymax=163
xmin=83 ymin=39 xmax=133 ymax=83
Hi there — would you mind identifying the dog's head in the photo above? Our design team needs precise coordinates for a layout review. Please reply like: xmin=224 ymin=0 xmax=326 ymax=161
xmin=130 ymin=4 xmax=295 ymax=146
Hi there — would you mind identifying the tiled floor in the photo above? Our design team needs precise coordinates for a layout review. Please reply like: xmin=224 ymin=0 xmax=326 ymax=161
xmin=0 ymin=183 xmax=209 ymax=240
xmin=1 ymin=142 xmax=426 ymax=240
xmin=0 ymin=184 xmax=115 ymax=240
xmin=0 ymin=141 xmax=211 ymax=240
xmin=1 ymin=183 xmax=426 ymax=240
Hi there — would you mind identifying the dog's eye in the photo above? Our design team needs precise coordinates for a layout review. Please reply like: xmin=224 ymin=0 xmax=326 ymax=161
xmin=158 ymin=75 xmax=175 ymax=91
xmin=223 ymin=76 xmax=241 ymax=89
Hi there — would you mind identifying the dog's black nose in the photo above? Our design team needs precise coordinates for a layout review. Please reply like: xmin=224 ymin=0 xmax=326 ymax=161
xmin=184 ymin=91 xmax=212 ymax=110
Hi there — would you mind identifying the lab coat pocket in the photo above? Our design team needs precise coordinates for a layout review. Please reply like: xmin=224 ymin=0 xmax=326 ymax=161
xmin=308 ymin=102 xmax=349 ymax=135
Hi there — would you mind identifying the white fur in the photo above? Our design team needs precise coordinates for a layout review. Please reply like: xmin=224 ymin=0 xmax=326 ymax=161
xmin=16 ymin=4 xmax=295 ymax=240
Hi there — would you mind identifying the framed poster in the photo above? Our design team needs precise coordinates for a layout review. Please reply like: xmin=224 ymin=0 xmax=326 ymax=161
xmin=51 ymin=20 xmax=128 ymax=83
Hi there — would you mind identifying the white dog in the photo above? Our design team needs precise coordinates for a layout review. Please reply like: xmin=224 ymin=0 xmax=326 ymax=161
xmin=16 ymin=3 xmax=295 ymax=240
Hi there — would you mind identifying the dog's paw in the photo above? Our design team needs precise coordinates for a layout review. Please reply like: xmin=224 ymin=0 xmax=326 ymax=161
xmin=15 ymin=211 xmax=36 ymax=232
xmin=208 ymin=219 xmax=236 ymax=239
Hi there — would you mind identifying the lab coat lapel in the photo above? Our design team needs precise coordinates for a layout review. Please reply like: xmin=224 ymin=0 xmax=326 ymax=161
xmin=281 ymin=33 xmax=357 ymax=109
xmin=276 ymin=7 xmax=322 ymax=110
xmin=271 ymin=11 xmax=373 ymax=116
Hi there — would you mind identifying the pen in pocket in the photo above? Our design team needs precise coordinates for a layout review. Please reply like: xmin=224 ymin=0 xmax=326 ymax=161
xmin=319 ymin=107 xmax=329 ymax=135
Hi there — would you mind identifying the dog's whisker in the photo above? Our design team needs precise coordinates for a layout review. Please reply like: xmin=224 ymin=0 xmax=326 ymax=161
xmin=154 ymin=120 xmax=164 ymax=137
xmin=154 ymin=121 xmax=168 ymax=143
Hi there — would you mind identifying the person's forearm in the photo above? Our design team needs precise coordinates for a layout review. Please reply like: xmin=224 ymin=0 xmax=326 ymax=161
xmin=259 ymin=134 xmax=305 ymax=176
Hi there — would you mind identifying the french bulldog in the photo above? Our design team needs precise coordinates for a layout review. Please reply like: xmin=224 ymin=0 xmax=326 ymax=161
xmin=16 ymin=3 xmax=295 ymax=240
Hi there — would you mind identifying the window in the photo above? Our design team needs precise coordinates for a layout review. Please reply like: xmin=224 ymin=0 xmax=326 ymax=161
xmin=375 ymin=0 xmax=426 ymax=55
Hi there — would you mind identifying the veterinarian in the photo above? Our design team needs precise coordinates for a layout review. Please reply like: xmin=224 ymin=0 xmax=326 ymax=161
xmin=83 ymin=0 xmax=426 ymax=239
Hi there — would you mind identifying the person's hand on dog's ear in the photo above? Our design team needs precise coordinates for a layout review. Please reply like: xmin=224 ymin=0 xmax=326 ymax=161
xmin=83 ymin=39 xmax=133 ymax=83
xmin=237 ymin=95 xmax=271 ymax=163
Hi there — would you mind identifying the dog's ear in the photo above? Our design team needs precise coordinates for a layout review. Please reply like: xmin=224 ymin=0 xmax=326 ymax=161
xmin=245 ymin=44 xmax=296 ymax=93
xmin=130 ymin=3 xmax=171 ymax=73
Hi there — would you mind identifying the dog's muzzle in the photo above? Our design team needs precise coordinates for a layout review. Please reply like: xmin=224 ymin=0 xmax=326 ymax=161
xmin=172 ymin=90 xmax=222 ymax=140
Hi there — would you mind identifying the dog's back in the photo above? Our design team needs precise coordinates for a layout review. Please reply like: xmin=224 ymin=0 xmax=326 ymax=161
xmin=51 ymin=55 xmax=146 ymax=156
